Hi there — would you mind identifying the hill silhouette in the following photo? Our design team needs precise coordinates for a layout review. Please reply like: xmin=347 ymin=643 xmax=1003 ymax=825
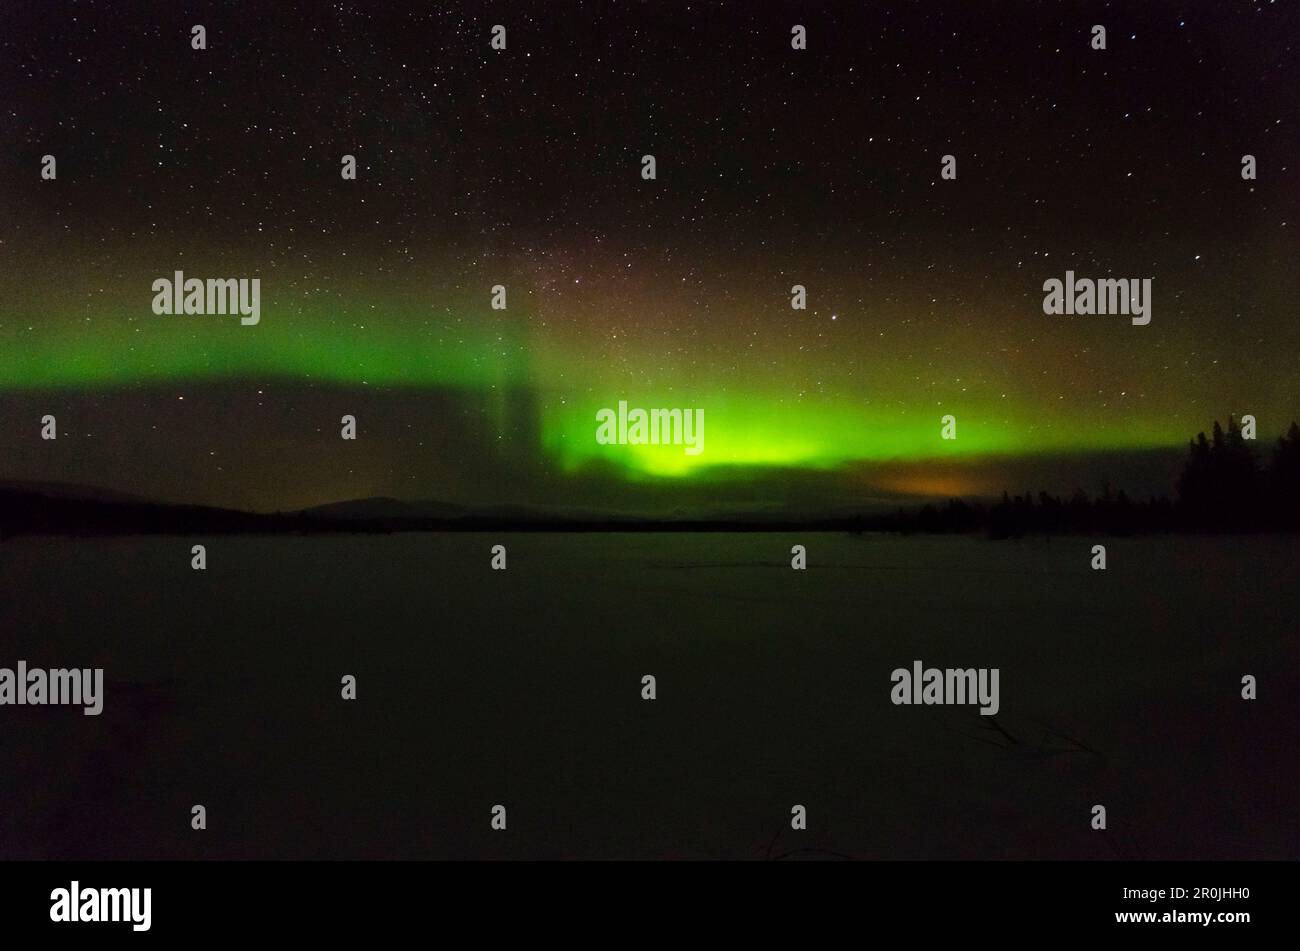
xmin=2 ymin=418 xmax=1297 ymax=538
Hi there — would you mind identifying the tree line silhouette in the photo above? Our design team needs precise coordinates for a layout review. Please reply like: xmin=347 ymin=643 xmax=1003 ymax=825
xmin=3 ymin=417 xmax=1298 ymax=538
xmin=884 ymin=417 xmax=1300 ymax=537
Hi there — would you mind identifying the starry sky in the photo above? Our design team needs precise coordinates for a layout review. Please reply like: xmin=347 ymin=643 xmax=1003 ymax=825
xmin=1 ymin=0 xmax=1297 ymax=512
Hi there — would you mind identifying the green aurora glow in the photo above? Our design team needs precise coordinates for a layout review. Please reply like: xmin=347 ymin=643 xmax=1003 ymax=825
xmin=0 ymin=291 xmax=1219 ymax=482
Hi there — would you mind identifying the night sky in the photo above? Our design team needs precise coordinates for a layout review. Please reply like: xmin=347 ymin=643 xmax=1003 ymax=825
xmin=1 ymin=0 xmax=1296 ymax=512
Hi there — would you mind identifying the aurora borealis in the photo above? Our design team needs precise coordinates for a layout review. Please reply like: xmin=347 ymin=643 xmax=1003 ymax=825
xmin=2 ymin=1 xmax=1297 ymax=512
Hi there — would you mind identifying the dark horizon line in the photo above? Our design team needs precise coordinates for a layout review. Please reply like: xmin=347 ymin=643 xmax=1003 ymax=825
xmin=3 ymin=482 xmax=1296 ymax=539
